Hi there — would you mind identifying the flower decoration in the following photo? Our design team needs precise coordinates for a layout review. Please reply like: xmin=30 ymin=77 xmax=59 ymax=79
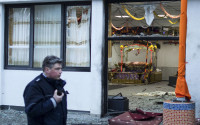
xmin=154 ymin=45 xmax=157 ymax=49
xmin=149 ymin=45 xmax=154 ymax=50
xmin=120 ymin=45 xmax=124 ymax=49
xmin=148 ymin=45 xmax=157 ymax=51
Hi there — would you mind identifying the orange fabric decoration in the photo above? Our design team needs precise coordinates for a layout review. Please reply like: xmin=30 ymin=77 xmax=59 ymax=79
xmin=160 ymin=3 xmax=180 ymax=19
xmin=175 ymin=0 xmax=191 ymax=99
xmin=111 ymin=23 xmax=124 ymax=31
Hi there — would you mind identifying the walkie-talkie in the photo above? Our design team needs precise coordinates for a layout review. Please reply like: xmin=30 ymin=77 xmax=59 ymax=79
xmin=56 ymin=79 xmax=66 ymax=96
xmin=57 ymin=84 xmax=63 ymax=96
xmin=57 ymin=89 xmax=62 ymax=96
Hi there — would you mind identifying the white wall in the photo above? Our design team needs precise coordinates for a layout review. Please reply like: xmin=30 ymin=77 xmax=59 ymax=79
xmin=157 ymin=42 xmax=179 ymax=68
xmin=0 ymin=4 xmax=4 ymax=106
xmin=186 ymin=0 xmax=200 ymax=118
xmin=157 ymin=42 xmax=179 ymax=80
xmin=0 ymin=0 xmax=104 ymax=115
xmin=2 ymin=71 xmax=41 ymax=106
xmin=109 ymin=44 xmax=120 ymax=68
xmin=89 ymin=0 xmax=105 ymax=114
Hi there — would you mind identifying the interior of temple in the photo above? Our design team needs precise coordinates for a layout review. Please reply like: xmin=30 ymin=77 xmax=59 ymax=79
xmin=107 ymin=1 xmax=180 ymax=112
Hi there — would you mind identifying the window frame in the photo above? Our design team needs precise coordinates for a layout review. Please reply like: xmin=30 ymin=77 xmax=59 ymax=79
xmin=4 ymin=1 xmax=92 ymax=72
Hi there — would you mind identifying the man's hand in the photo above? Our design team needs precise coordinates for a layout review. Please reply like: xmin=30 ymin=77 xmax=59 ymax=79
xmin=53 ymin=90 xmax=64 ymax=103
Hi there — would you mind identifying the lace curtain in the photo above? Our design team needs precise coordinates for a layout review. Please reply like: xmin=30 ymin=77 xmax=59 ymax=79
xmin=8 ymin=8 xmax=30 ymax=65
xmin=66 ymin=6 xmax=90 ymax=67
xmin=8 ymin=5 xmax=90 ymax=68
xmin=34 ymin=5 xmax=61 ymax=67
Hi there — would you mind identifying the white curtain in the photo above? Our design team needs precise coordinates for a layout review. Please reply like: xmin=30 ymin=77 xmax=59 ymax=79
xmin=8 ymin=8 xmax=30 ymax=65
xmin=66 ymin=6 xmax=90 ymax=67
xmin=34 ymin=5 xmax=61 ymax=67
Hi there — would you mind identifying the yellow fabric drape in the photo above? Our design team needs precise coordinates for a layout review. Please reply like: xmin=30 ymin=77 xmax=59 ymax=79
xmin=168 ymin=20 xmax=179 ymax=25
xmin=122 ymin=5 xmax=145 ymax=21
xmin=175 ymin=0 xmax=191 ymax=99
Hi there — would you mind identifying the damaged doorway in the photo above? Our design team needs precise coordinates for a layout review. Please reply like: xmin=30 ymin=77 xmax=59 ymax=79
xmin=106 ymin=0 xmax=180 ymax=114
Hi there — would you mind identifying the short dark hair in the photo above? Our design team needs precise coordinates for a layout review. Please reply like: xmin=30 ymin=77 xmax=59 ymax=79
xmin=42 ymin=55 xmax=62 ymax=71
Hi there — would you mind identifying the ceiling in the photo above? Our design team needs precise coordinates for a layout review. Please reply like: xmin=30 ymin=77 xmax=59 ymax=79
xmin=110 ymin=1 xmax=180 ymax=27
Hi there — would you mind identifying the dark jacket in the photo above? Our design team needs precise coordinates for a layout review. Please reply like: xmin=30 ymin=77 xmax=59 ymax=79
xmin=23 ymin=73 xmax=68 ymax=125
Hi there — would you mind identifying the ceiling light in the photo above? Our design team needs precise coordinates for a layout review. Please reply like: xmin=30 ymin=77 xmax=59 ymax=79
xmin=115 ymin=15 xmax=130 ymax=18
xmin=158 ymin=15 xmax=167 ymax=18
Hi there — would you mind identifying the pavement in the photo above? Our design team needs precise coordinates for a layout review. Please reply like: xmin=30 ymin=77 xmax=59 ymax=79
xmin=0 ymin=109 xmax=111 ymax=125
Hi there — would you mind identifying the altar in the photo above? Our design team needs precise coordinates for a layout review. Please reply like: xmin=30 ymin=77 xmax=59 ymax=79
xmin=109 ymin=70 xmax=162 ymax=84
xmin=108 ymin=41 xmax=162 ymax=84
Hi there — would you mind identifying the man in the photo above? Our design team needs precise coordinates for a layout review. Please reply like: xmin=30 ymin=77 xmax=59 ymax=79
xmin=23 ymin=55 xmax=68 ymax=125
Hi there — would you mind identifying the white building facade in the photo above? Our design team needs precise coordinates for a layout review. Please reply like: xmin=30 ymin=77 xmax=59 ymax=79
xmin=0 ymin=0 xmax=106 ymax=115
xmin=0 ymin=0 xmax=200 ymax=117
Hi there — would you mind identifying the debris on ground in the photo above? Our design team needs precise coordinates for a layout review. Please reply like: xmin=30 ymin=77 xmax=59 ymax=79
xmin=134 ymin=91 xmax=175 ymax=97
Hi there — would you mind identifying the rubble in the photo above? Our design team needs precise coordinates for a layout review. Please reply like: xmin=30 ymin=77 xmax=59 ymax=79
xmin=108 ymin=81 xmax=176 ymax=113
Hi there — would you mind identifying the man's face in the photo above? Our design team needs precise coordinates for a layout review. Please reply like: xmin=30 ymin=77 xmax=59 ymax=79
xmin=45 ymin=63 xmax=62 ymax=79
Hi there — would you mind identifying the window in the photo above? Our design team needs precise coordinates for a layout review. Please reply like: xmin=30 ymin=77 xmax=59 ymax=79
xmin=7 ymin=8 xmax=30 ymax=66
xmin=66 ymin=6 xmax=90 ymax=67
xmin=107 ymin=1 xmax=180 ymax=39
xmin=5 ymin=2 xmax=91 ymax=71
xmin=34 ymin=5 xmax=61 ymax=68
